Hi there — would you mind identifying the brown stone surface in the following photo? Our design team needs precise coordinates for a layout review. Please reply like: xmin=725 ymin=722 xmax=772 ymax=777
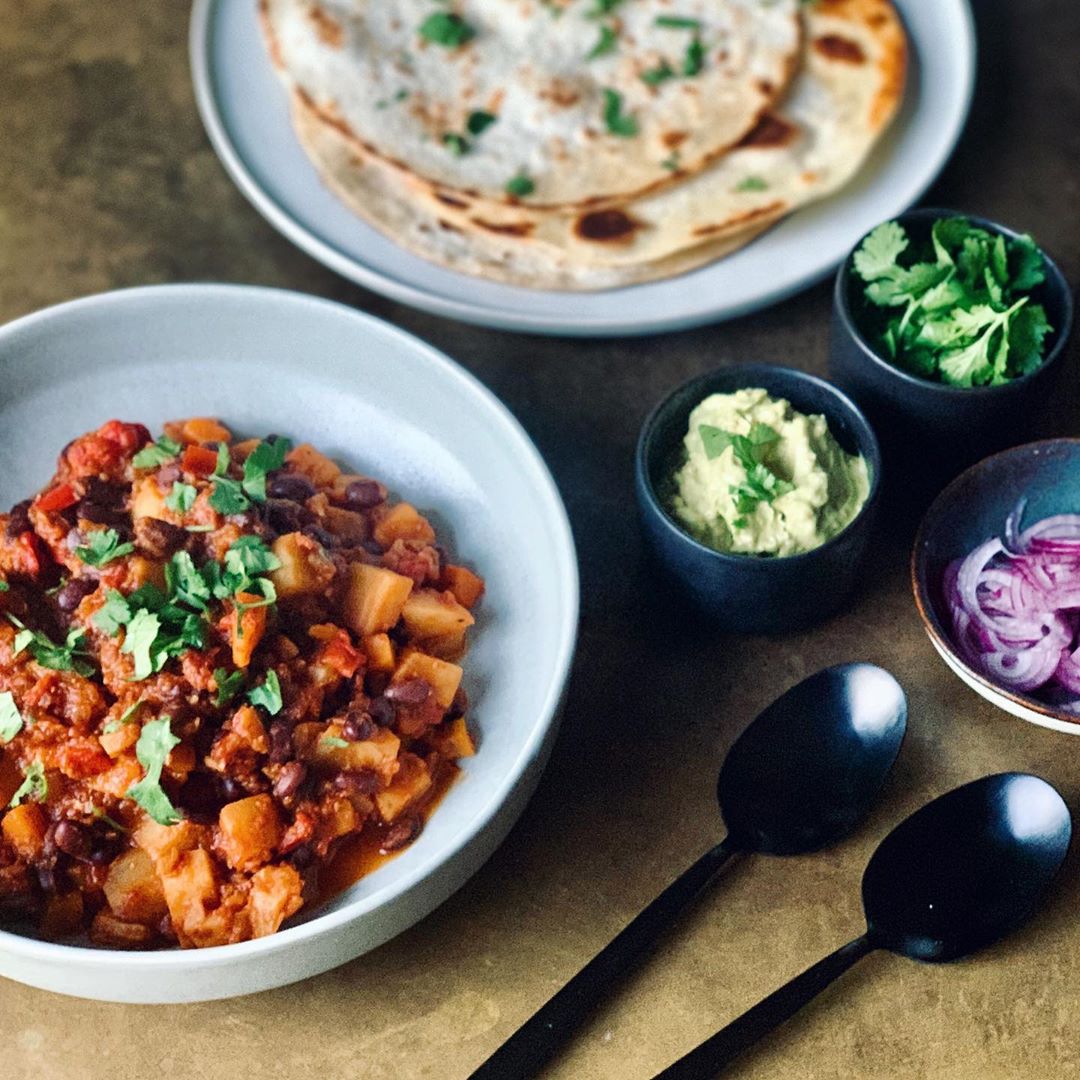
xmin=1 ymin=1 xmax=1079 ymax=1077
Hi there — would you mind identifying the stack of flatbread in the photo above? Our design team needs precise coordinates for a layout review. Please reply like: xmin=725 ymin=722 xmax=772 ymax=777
xmin=260 ymin=0 xmax=907 ymax=290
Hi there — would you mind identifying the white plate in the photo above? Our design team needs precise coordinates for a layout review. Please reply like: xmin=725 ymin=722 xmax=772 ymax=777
xmin=190 ymin=0 xmax=976 ymax=337
xmin=0 ymin=285 xmax=579 ymax=1002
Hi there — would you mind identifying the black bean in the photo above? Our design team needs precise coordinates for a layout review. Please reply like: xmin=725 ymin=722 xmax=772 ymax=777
xmin=219 ymin=777 xmax=245 ymax=802
xmin=134 ymin=517 xmax=187 ymax=559
xmin=334 ymin=770 xmax=380 ymax=795
xmin=36 ymin=866 xmax=57 ymax=894
xmin=342 ymin=714 xmax=376 ymax=742
xmin=446 ymin=686 xmax=469 ymax=720
xmin=344 ymin=480 xmax=383 ymax=510
xmin=288 ymin=843 xmax=315 ymax=870
xmin=302 ymin=524 xmax=337 ymax=549
xmin=267 ymin=721 xmax=293 ymax=764
xmin=385 ymin=678 xmax=432 ymax=707
xmin=77 ymin=501 xmax=122 ymax=526
xmin=263 ymin=499 xmax=306 ymax=536
xmin=54 ymin=821 xmax=91 ymax=860
xmin=178 ymin=773 xmax=223 ymax=819
xmin=267 ymin=473 xmax=316 ymax=502
xmin=6 ymin=500 xmax=32 ymax=538
xmin=83 ymin=478 xmax=125 ymax=508
xmin=56 ymin=578 xmax=96 ymax=613
xmin=369 ymin=697 xmax=396 ymax=727
xmin=382 ymin=816 xmax=423 ymax=853
xmin=363 ymin=540 xmax=384 ymax=556
xmin=273 ymin=762 xmax=307 ymax=800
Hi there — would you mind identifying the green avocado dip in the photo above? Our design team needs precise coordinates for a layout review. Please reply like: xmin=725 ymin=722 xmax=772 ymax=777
xmin=668 ymin=388 xmax=870 ymax=557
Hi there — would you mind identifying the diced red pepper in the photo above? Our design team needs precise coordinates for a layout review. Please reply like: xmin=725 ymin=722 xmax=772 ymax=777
xmin=182 ymin=444 xmax=219 ymax=478
xmin=36 ymin=483 xmax=78 ymax=513
xmin=319 ymin=630 xmax=363 ymax=679
xmin=98 ymin=420 xmax=151 ymax=452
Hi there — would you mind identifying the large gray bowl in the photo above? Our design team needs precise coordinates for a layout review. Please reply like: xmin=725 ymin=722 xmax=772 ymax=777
xmin=0 ymin=285 xmax=579 ymax=1002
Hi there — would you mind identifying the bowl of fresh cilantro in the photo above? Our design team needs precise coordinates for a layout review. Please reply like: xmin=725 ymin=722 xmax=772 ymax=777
xmin=829 ymin=208 xmax=1072 ymax=493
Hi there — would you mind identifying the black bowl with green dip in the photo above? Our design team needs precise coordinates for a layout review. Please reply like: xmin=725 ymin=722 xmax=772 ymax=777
xmin=829 ymin=208 xmax=1073 ymax=500
xmin=635 ymin=365 xmax=882 ymax=636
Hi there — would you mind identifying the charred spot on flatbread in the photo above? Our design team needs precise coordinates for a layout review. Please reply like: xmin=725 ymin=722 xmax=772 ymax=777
xmin=737 ymin=113 xmax=799 ymax=149
xmin=574 ymin=209 xmax=644 ymax=244
xmin=471 ymin=218 xmax=535 ymax=237
xmin=814 ymin=35 xmax=868 ymax=64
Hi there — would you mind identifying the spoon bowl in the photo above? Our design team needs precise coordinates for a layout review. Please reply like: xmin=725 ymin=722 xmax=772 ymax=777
xmin=720 ymin=663 xmax=908 ymax=854
xmin=864 ymin=773 xmax=1072 ymax=962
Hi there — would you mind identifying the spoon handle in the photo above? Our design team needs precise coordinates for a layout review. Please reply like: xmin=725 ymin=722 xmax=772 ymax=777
xmin=468 ymin=838 xmax=737 ymax=1080
xmin=651 ymin=934 xmax=874 ymax=1080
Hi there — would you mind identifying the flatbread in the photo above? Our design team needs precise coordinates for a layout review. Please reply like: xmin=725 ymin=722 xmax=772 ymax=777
xmin=289 ymin=93 xmax=782 ymax=290
xmin=261 ymin=0 xmax=802 ymax=205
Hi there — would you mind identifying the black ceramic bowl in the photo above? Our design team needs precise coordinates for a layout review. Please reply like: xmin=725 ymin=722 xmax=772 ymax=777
xmin=635 ymin=364 xmax=882 ymax=635
xmin=913 ymin=439 xmax=1080 ymax=735
xmin=830 ymin=208 xmax=1073 ymax=494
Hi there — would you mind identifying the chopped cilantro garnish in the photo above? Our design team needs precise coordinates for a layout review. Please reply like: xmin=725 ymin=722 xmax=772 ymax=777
xmin=586 ymin=0 xmax=624 ymax=15
xmin=660 ymin=152 xmax=681 ymax=171
xmin=655 ymin=15 xmax=701 ymax=29
xmin=419 ymin=11 xmax=475 ymax=47
xmin=214 ymin=668 xmax=245 ymax=707
xmin=165 ymin=482 xmax=196 ymax=512
xmin=210 ymin=437 xmax=292 ymax=515
xmin=443 ymin=132 xmax=470 ymax=156
xmin=121 ymin=609 xmax=161 ymax=681
xmin=132 ymin=436 xmax=182 ymax=470
xmin=125 ymin=717 xmax=182 ymax=826
xmin=735 ymin=175 xmax=768 ymax=192
xmin=699 ymin=422 xmax=794 ymax=517
xmin=321 ymin=736 xmax=350 ymax=750
xmin=8 ymin=761 xmax=46 ymax=808
xmin=0 ymin=692 xmax=24 ymax=743
xmin=587 ymin=24 xmax=618 ymax=59
xmin=641 ymin=61 xmax=675 ymax=86
xmin=505 ymin=173 xmax=535 ymax=198
xmin=602 ymin=88 xmax=638 ymax=137
xmin=0 ymin=579 xmax=9 ymax=592
xmin=247 ymin=670 xmax=282 ymax=716
xmin=76 ymin=528 xmax=135 ymax=568
xmin=466 ymin=110 xmax=497 ymax=136
xmin=103 ymin=700 xmax=142 ymax=734
xmin=92 ymin=589 xmax=131 ymax=636
xmin=8 ymin=616 xmax=95 ymax=676
xmin=852 ymin=217 xmax=1053 ymax=386
xmin=682 ymin=36 xmax=705 ymax=75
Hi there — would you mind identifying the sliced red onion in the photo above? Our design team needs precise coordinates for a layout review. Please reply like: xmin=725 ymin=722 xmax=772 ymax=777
xmin=944 ymin=508 xmax=1080 ymax=707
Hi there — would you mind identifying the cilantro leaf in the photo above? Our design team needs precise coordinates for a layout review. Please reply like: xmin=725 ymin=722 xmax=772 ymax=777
xmin=602 ymin=88 xmax=638 ymax=137
xmin=8 ymin=617 xmax=95 ymax=676
xmin=641 ymin=61 xmax=675 ymax=86
xmin=132 ymin=436 xmax=182 ymax=470
xmin=214 ymin=667 xmax=245 ymax=707
xmin=0 ymin=692 xmax=24 ymax=743
xmin=93 ymin=589 xmax=132 ymax=636
xmin=8 ymin=761 xmax=46 ymax=807
xmin=853 ymin=221 xmax=908 ymax=281
xmin=125 ymin=717 xmax=181 ymax=826
xmin=209 ymin=474 xmax=249 ymax=516
xmin=0 ymin=579 xmax=9 ymax=592
xmin=321 ymin=736 xmax=349 ymax=750
xmin=103 ymin=700 xmax=142 ymax=734
xmin=419 ymin=11 xmax=475 ymax=47
xmin=165 ymin=482 xmax=197 ymax=512
xmin=735 ymin=176 xmax=768 ymax=192
xmin=76 ymin=528 xmax=135 ymax=568
xmin=466 ymin=110 xmax=496 ymax=136
xmin=121 ymin=609 xmax=161 ymax=680
xmin=655 ymin=15 xmax=701 ymax=29
xmin=586 ymin=0 xmax=625 ymax=16
xmin=505 ymin=173 xmax=535 ymax=198
xmin=247 ymin=670 xmax=282 ymax=716
xmin=697 ymin=423 xmax=792 ymax=517
xmin=683 ymin=36 xmax=705 ymax=76
xmin=587 ymin=24 xmax=618 ymax=59
xmin=443 ymin=132 xmax=470 ymax=156
xmin=165 ymin=551 xmax=212 ymax=612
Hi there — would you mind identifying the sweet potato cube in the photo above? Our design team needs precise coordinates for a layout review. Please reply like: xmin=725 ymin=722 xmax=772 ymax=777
xmin=373 ymin=503 xmax=436 ymax=548
xmin=269 ymin=532 xmax=336 ymax=598
xmin=2 ymin=803 xmax=47 ymax=860
xmin=104 ymin=848 xmax=168 ymax=923
xmin=431 ymin=716 xmax=477 ymax=759
xmin=375 ymin=753 xmax=432 ymax=823
xmin=392 ymin=651 xmax=463 ymax=709
xmin=134 ymin=817 xmax=202 ymax=869
xmin=41 ymin=891 xmax=84 ymax=938
xmin=248 ymin=864 xmax=304 ymax=938
xmin=322 ymin=506 xmax=369 ymax=545
xmin=443 ymin=565 xmax=485 ymax=609
xmin=286 ymin=443 xmax=341 ymax=487
xmin=181 ymin=417 xmax=232 ymax=445
xmin=342 ymin=563 xmax=413 ymax=636
xmin=364 ymin=632 xmax=396 ymax=673
xmin=99 ymin=723 xmax=139 ymax=758
xmin=221 ymin=592 xmax=267 ymax=668
xmin=131 ymin=476 xmax=168 ymax=520
xmin=302 ymin=724 xmax=400 ymax=783
xmin=218 ymin=794 xmax=282 ymax=872
xmin=89 ymin=910 xmax=156 ymax=948
xmin=401 ymin=589 xmax=475 ymax=644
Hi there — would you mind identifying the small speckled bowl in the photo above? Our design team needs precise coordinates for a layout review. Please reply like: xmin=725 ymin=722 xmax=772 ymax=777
xmin=635 ymin=365 xmax=882 ymax=635
xmin=913 ymin=439 xmax=1080 ymax=734
xmin=829 ymin=208 xmax=1074 ymax=491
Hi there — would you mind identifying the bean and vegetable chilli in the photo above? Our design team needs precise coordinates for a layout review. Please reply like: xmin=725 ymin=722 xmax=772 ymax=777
xmin=0 ymin=419 xmax=483 ymax=949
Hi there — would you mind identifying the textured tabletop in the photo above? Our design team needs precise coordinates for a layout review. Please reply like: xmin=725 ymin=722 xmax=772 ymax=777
xmin=1 ymin=2 xmax=1078 ymax=1077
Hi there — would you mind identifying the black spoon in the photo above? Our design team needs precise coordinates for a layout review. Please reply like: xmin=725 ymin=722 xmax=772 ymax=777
xmin=654 ymin=772 xmax=1072 ymax=1080
xmin=469 ymin=663 xmax=907 ymax=1080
